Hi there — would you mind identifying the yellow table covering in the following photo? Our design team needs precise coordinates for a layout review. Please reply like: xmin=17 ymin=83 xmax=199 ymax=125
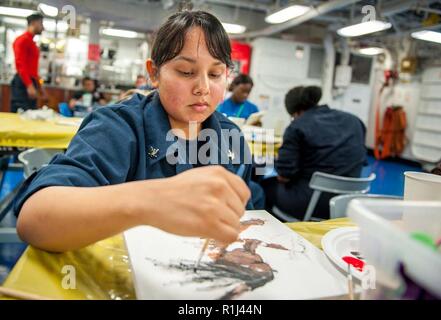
xmin=0 ymin=112 xmax=277 ymax=157
xmin=0 ymin=112 xmax=81 ymax=149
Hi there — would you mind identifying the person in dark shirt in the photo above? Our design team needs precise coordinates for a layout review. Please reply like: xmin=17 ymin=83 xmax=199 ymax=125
xmin=262 ymin=86 xmax=367 ymax=220
xmin=431 ymin=162 xmax=441 ymax=176
xmin=69 ymin=77 xmax=106 ymax=112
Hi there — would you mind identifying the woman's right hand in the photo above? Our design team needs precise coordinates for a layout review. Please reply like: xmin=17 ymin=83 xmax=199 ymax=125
xmin=127 ymin=166 xmax=251 ymax=244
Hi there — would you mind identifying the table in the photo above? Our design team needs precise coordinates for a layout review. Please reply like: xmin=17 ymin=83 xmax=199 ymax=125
xmin=243 ymin=125 xmax=282 ymax=159
xmin=0 ymin=112 xmax=279 ymax=157
xmin=0 ymin=112 xmax=81 ymax=149
xmin=1 ymin=217 xmax=354 ymax=300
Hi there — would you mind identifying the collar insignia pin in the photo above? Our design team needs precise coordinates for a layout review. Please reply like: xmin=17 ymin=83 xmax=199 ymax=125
xmin=148 ymin=146 xmax=159 ymax=159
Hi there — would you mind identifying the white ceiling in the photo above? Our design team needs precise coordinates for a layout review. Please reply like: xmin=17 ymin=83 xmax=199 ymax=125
xmin=1 ymin=0 xmax=440 ymax=42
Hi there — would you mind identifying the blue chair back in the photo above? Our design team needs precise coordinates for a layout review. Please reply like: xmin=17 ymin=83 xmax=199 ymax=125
xmin=58 ymin=102 xmax=73 ymax=117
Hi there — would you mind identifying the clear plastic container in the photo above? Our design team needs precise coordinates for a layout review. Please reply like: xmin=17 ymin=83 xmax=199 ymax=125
xmin=347 ymin=199 xmax=441 ymax=299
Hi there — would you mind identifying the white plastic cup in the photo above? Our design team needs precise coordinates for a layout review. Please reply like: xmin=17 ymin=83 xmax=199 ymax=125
xmin=403 ymin=171 xmax=441 ymax=201
xmin=403 ymin=171 xmax=441 ymax=243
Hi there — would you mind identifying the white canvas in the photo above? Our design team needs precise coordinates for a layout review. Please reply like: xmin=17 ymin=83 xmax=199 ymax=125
xmin=124 ymin=210 xmax=347 ymax=299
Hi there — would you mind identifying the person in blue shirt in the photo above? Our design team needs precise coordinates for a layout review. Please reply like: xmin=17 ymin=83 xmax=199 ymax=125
xmin=217 ymin=74 xmax=259 ymax=120
xmin=217 ymin=74 xmax=265 ymax=209
xmin=262 ymin=86 xmax=367 ymax=220
xmin=13 ymin=11 xmax=253 ymax=252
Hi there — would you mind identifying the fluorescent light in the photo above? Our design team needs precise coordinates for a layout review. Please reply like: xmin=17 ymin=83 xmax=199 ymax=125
xmin=57 ymin=21 xmax=68 ymax=32
xmin=1 ymin=17 xmax=27 ymax=26
xmin=38 ymin=3 xmax=59 ymax=17
xmin=43 ymin=20 xmax=68 ymax=32
xmin=43 ymin=20 xmax=56 ymax=31
xmin=0 ymin=6 xmax=35 ymax=18
xmin=337 ymin=20 xmax=392 ymax=37
xmin=102 ymin=65 xmax=116 ymax=71
xmin=265 ymin=5 xmax=310 ymax=24
xmin=358 ymin=47 xmax=385 ymax=55
xmin=221 ymin=23 xmax=246 ymax=34
xmin=102 ymin=28 xmax=140 ymax=38
xmin=411 ymin=30 xmax=441 ymax=44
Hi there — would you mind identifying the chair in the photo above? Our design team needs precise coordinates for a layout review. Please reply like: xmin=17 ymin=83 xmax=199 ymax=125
xmin=0 ymin=228 xmax=22 ymax=243
xmin=0 ymin=148 xmax=62 ymax=243
xmin=329 ymin=193 xmax=402 ymax=219
xmin=58 ymin=102 xmax=73 ymax=117
xmin=272 ymin=206 xmax=301 ymax=222
xmin=0 ymin=180 xmax=25 ymax=243
xmin=303 ymin=172 xmax=376 ymax=221
xmin=18 ymin=148 xmax=62 ymax=179
xmin=272 ymin=171 xmax=376 ymax=222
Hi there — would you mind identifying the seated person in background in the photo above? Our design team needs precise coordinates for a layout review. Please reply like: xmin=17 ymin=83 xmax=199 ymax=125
xmin=249 ymin=180 xmax=265 ymax=210
xmin=217 ymin=74 xmax=259 ymax=120
xmin=135 ymin=74 xmax=154 ymax=90
xmin=69 ymin=77 xmax=107 ymax=111
xmin=118 ymin=88 xmax=152 ymax=102
xmin=431 ymin=162 xmax=441 ymax=175
xmin=118 ymin=75 xmax=154 ymax=102
xmin=135 ymin=74 xmax=147 ymax=88
xmin=261 ymin=86 xmax=367 ymax=220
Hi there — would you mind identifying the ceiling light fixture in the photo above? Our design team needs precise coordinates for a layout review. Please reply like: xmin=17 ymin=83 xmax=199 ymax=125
xmin=265 ymin=5 xmax=310 ymax=24
xmin=38 ymin=3 xmax=59 ymax=17
xmin=1 ymin=17 xmax=27 ymax=26
xmin=0 ymin=6 xmax=35 ymax=18
xmin=411 ymin=30 xmax=441 ymax=44
xmin=221 ymin=23 xmax=246 ymax=34
xmin=358 ymin=47 xmax=385 ymax=55
xmin=337 ymin=20 xmax=392 ymax=37
xmin=102 ymin=28 xmax=141 ymax=38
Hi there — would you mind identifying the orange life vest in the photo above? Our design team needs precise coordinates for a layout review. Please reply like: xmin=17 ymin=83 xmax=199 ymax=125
xmin=374 ymin=106 xmax=407 ymax=160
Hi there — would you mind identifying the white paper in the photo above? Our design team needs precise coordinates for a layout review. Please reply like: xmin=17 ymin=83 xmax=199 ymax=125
xmin=124 ymin=210 xmax=347 ymax=300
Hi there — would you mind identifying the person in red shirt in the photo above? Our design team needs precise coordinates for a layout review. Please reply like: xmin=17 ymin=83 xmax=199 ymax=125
xmin=10 ymin=13 xmax=45 ymax=112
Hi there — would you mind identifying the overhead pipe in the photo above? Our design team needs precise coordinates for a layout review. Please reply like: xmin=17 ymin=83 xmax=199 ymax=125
xmin=206 ymin=0 xmax=270 ymax=12
xmin=230 ymin=0 xmax=363 ymax=39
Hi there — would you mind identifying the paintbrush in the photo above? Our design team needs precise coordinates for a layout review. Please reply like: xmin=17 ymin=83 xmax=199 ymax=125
xmin=347 ymin=264 xmax=354 ymax=300
xmin=0 ymin=286 xmax=54 ymax=300
xmin=193 ymin=165 xmax=246 ymax=272
xmin=194 ymin=238 xmax=210 ymax=272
